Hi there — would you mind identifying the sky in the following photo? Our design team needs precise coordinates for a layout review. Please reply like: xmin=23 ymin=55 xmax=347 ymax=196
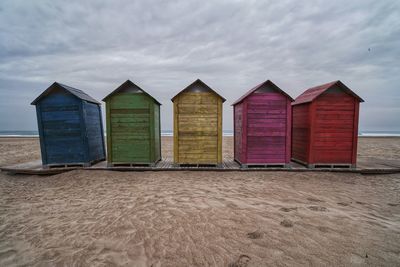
xmin=0 ymin=0 xmax=399 ymax=132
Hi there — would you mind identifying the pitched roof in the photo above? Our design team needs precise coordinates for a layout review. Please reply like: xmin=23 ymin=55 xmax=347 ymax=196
xmin=232 ymin=80 xmax=293 ymax=106
xmin=102 ymin=80 xmax=161 ymax=105
xmin=31 ymin=82 xmax=100 ymax=105
xmin=292 ymin=80 xmax=364 ymax=106
xmin=171 ymin=79 xmax=226 ymax=102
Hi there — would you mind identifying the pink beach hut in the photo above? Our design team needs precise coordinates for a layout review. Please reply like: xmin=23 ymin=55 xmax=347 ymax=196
xmin=232 ymin=80 xmax=293 ymax=167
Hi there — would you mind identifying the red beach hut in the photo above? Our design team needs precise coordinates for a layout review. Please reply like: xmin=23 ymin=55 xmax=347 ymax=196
xmin=233 ymin=80 xmax=293 ymax=167
xmin=292 ymin=80 xmax=364 ymax=168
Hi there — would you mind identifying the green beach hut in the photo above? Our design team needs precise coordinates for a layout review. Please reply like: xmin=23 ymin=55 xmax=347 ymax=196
xmin=103 ymin=80 xmax=161 ymax=166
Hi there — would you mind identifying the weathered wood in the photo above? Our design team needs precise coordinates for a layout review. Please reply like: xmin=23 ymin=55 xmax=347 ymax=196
xmin=233 ymin=80 xmax=293 ymax=165
xmin=292 ymin=82 xmax=363 ymax=166
xmin=172 ymin=79 xmax=225 ymax=164
xmin=103 ymin=80 xmax=161 ymax=165
xmin=31 ymin=83 xmax=105 ymax=167
xmin=217 ymin=97 xmax=223 ymax=163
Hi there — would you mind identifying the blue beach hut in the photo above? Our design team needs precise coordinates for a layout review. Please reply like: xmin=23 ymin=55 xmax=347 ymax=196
xmin=31 ymin=82 xmax=105 ymax=167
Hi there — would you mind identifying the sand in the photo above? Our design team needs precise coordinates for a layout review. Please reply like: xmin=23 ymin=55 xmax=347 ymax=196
xmin=0 ymin=137 xmax=400 ymax=266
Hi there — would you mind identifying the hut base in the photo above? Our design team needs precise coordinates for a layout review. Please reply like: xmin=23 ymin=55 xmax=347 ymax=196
xmin=241 ymin=163 xmax=289 ymax=169
xmin=44 ymin=158 xmax=105 ymax=169
xmin=107 ymin=158 xmax=161 ymax=168
xmin=235 ymin=159 xmax=289 ymax=169
xmin=291 ymin=158 xmax=355 ymax=169
xmin=173 ymin=163 xmax=222 ymax=168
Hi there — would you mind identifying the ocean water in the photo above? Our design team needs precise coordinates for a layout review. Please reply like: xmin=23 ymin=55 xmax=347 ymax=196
xmin=0 ymin=130 xmax=399 ymax=137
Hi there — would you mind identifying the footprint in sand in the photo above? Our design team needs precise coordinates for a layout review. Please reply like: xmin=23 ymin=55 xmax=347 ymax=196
xmin=337 ymin=202 xmax=350 ymax=206
xmin=247 ymin=230 xmax=263 ymax=239
xmin=388 ymin=203 xmax=399 ymax=207
xmin=279 ymin=207 xmax=298 ymax=212
xmin=229 ymin=255 xmax=251 ymax=267
xmin=280 ymin=219 xmax=293 ymax=227
xmin=308 ymin=206 xmax=328 ymax=212
xmin=307 ymin=197 xmax=324 ymax=202
xmin=317 ymin=226 xmax=329 ymax=233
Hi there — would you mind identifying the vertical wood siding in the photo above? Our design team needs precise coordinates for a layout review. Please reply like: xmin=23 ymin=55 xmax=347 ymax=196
xmin=174 ymin=90 xmax=223 ymax=164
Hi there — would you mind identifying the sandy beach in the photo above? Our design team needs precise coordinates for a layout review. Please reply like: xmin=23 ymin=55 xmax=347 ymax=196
xmin=1 ymin=137 xmax=400 ymax=266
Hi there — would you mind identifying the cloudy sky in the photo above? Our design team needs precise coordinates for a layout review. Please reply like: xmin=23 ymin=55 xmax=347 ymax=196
xmin=0 ymin=0 xmax=399 ymax=132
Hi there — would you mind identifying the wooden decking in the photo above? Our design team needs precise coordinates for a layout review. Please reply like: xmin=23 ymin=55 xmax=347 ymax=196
xmin=1 ymin=156 xmax=400 ymax=175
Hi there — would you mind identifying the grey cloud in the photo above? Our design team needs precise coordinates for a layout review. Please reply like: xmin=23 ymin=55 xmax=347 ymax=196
xmin=0 ymin=0 xmax=399 ymax=131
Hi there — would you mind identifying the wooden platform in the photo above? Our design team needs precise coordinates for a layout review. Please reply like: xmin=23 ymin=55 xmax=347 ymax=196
xmin=1 ymin=156 xmax=400 ymax=175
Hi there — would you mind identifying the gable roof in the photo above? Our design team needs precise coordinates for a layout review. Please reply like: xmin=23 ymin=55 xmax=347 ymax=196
xmin=171 ymin=79 xmax=226 ymax=102
xmin=292 ymin=80 xmax=364 ymax=106
xmin=31 ymin=82 xmax=100 ymax=105
xmin=232 ymin=80 xmax=293 ymax=106
xmin=102 ymin=80 xmax=161 ymax=105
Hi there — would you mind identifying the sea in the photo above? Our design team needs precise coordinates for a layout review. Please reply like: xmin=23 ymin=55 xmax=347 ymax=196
xmin=0 ymin=130 xmax=399 ymax=137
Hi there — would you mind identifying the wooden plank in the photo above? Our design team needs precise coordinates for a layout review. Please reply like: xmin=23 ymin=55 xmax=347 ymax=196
xmin=40 ymin=104 xmax=80 ymax=112
xmin=315 ymin=110 xmax=355 ymax=115
xmin=246 ymin=94 xmax=286 ymax=101
xmin=286 ymin=98 xmax=291 ymax=163
xmin=308 ymin=102 xmax=315 ymax=164
xmin=110 ymin=117 xmax=149 ymax=123
xmin=247 ymin=109 xmax=286 ymax=114
xmin=110 ymin=94 xmax=150 ymax=109
xmin=233 ymin=104 xmax=237 ymax=161
xmin=218 ymin=98 xmax=222 ymax=164
xmin=36 ymin=105 xmax=47 ymax=165
xmin=178 ymin=104 xmax=217 ymax=114
xmin=242 ymin=101 xmax=248 ymax=163
xmin=111 ymin=108 xmax=149 ymax=114
xmin=352 ymin=101 xmax=360 ymax=165
xmin=247 ymin=113 xmax=288 ymax=119
xmin=174 ymin=99 xmax=178 ymax=163
xmin=106 ymin=101 xmax=113 ymax=162
xmin=90 ymin=103 xmax=106 ymax=162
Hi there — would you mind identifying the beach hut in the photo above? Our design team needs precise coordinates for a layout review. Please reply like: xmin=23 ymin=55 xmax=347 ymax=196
xmin=172 ymin=79 xmax=225 ymax=166
xmin=102 ymin=80 xmax=161 ymax=166
xmin=232 ymin=80 xmax=293 ymax=167
xmin=292 ymin=80 xmax=364 ymax=168
xmin=31 ymin=82 xmax=105 ymax=167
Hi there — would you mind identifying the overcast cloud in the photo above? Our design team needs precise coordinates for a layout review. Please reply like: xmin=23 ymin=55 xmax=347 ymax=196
xmin=0 ymin=0 xmax=399 ymax=132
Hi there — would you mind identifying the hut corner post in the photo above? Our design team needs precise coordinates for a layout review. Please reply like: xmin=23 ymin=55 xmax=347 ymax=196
xmin=352 ymin=101 xmax=360 ymax=167
xmin=80 ymin=101 xmax=90 ymax=166
xmin=286 ymin=99 xmax=292 ymax=164
xmin=98 ymin=104 xmax=106 ymax=161
xmin=242 ymin=101 xmax=248 ymax=164
xmin=308 ymin=102 xmax=316 ymax=167
xmin=36 ymin=104 xmax=47 ymax=166
xmin=173 ymin=100 xmax=178 ymax=163
xmin=217 ymin=98 xmax=223 ymax=164
xmin=149 ymin=102 xmax=154 ymax=162
xmin=106 ymin=101 xmax=112 ymax=165
xmin=157 ymin=104 xmax=162 ymax=162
